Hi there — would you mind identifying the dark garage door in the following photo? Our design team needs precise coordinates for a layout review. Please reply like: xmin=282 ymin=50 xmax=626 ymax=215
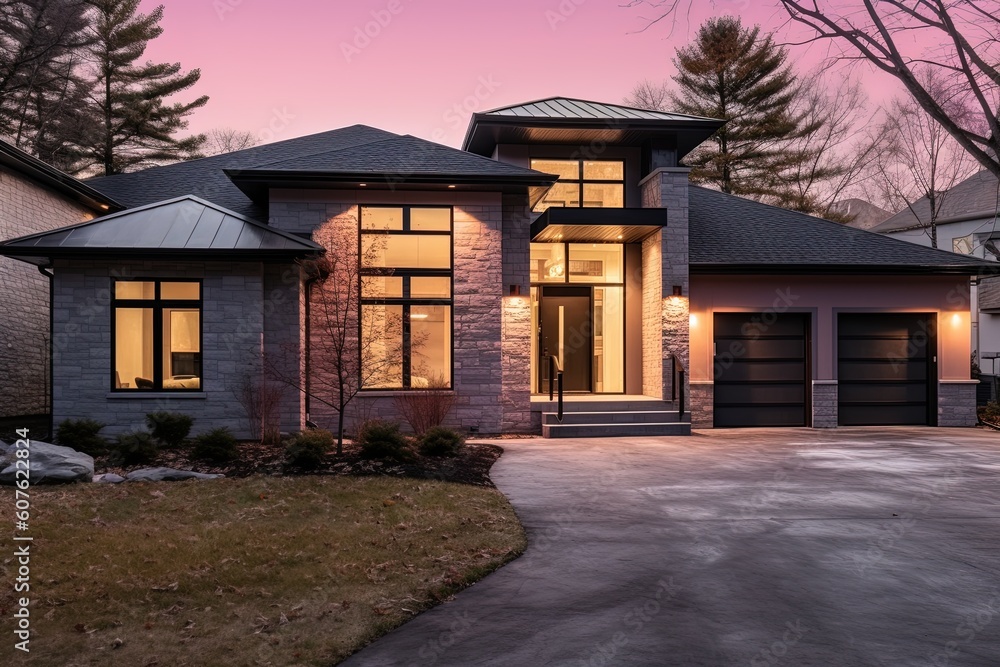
xmin=838 ymin=313 xmax=936 ymax=426
xmin=714 ymin=313 xmax=810 ymax=427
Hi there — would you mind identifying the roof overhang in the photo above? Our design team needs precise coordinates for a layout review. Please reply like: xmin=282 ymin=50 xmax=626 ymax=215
xmin=530 ymin=207 xmax=667 ymax=243
xmin=225 ymin=169 xmax=557 ymax=209
xmin=0 ymin=248 xmax=318 ymax=267
xmin=691 ymin=263 xmax=987 ymax=276
xmin=0 ymin=142 xmax=123 ymax=214
xmin=463 ymin=115 xmax=725 ymax=161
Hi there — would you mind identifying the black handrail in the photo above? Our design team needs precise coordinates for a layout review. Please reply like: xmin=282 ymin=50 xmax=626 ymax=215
xmin=548 ymin=355 xmax=564 ymax=422
xmin=672 ymin=354 xmax=686 ymax=419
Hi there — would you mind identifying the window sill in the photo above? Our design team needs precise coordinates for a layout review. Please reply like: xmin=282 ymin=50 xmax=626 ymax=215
xmin=107 ymin=392 xmax=208 ymax=400
xmin=359 ymin=390 xmax=456 ymax=398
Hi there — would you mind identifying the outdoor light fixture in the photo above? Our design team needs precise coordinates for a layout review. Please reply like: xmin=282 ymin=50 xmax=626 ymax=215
xmin=359 ymin=183 xmax=367 ymax=187
xmin=509 ymin=285 xmax=522 ymax=297
xmin=672 ymin=286 xmax=683 ymax=297
xmin=448 ymin=185 xmax=457 ymax=189
xmin=410 ymin=313 xmax=429 ymax=320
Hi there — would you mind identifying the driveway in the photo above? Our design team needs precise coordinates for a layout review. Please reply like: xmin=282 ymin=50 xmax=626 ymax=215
xmin=341 ymin=428 xmax=1000 ymax=666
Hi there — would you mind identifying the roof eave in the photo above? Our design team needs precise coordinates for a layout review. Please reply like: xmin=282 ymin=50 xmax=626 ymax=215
xmin=0 ymin=143 xmax=124 ymax=214
xmin=0 ymin=247 xmax=323 ymax=266
xmin=690 ymin=263 xmax=986 ymax=276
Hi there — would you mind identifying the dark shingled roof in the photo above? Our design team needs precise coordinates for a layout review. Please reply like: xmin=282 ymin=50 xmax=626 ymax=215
xmin=244 ymin=134 xmax=549 ymax=178
xmin=86 ymin=125 xmax=398 ymax=220
xmin=0 ymin=196 xmax=321 ymax=266
xmin=873 ymin=170 xmax=1000 ymax=233
xmin=689 ymin=185 xmax=992 ymax=274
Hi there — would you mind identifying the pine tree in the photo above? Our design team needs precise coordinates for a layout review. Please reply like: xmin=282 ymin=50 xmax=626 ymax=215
xmin=81 ymin=0 xmax=208 ymax=175
xmin=671 ymin=16 xmax=818 ymax=199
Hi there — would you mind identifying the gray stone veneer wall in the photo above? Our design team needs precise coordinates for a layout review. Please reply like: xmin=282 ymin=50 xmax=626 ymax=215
xmin=0 ymin=167 xmax=95 ymax=418
xmin=690 ymin=381 xmax=713 ymax=428
xmin=812 ymin=381 xmax=838 ymax=428
xmin=640 ymin=168 xmax=691 ymax=408
xmin=269 ymin=194 xmax=510 ymax=435
xmin=500 ymin=194 xmax=533 ymax=432
xmin=938 ymin=381 xmax=978 ymax=427
xmin=51 ymin=260 xmax=299 ymax=438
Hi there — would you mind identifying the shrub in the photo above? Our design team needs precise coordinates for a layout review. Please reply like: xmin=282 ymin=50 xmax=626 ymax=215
xmin=393 ymin=384 xmax=456 ymax=435
xmin=192 ymin=427 xmax=239 ymax=463
xmin=145 ymin=412 xmax=194 ymax=448
xmin=285 ymin=429 xmax=334 ymax=470
xmin=357 ymin=420 xmax=410 ymax=461
xmin=55 ymin=419 xmax=108 ymax=456
xmin=417 ymin=426 xmax=465 ymax=457
xmin=979 ymin=401 xmax=1000 ymax=424
xmin=111 ymin=431 xmax=158 ymax=466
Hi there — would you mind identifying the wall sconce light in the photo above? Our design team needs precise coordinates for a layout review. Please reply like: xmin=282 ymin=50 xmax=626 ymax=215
xmin=509 ymin=284 xmax=522 ymax=297
xmin=672 ymin=286 xmax=683 ymax=297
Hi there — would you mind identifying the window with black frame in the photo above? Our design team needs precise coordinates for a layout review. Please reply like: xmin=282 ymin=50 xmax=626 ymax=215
xmin=530 ymin=159 xmax=625 ymax=212
xmin=112 ymin=280 xmax=202 ymax=391
xmin=359 ymin=206 xmax=453 ymax=390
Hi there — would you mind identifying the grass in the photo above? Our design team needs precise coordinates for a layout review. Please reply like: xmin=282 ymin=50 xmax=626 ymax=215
xmin=0 ymin=476 xmax=525 ymax=666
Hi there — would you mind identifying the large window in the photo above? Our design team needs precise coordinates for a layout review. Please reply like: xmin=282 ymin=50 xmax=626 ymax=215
xmin=531 ymin=159 xmax=625 ymax=212
xmin=112 ymin=280 xmax=202 ymax=391
xmin=360 ymin=206 xmax=453 ymax=389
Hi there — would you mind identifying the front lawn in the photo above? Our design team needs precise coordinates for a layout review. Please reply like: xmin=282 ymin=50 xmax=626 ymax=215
xmin=1 ymin=476 xmax=524 ymax=666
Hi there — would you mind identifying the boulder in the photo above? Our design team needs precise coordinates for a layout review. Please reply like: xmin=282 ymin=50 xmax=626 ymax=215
xmin=125 ymin=467 xmax=224 ymax=482
xmin=94 ymin=473 xmax=126 ymax=484
xmin=0 ymin=440 xmax=94 ymax=485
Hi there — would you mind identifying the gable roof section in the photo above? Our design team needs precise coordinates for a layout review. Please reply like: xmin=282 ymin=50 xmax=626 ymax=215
xmin=0 ymin=139 xmax=123 ymax=213
xmin=463 ymin=96 xmax=724 ymax=159
xmin=873 ymin=170 xmax=1000 ymax=233
xmin=85 ymin=125 xmax=398 ymax=220
xmin=0 ymin=195 xmax=322 ymax=266
xmin=689 ymin=186 xmax=992 ymax=275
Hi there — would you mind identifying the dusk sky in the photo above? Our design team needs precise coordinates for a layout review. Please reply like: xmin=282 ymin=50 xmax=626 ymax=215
xmin=141 ymin=0 xmax=906 ymax=148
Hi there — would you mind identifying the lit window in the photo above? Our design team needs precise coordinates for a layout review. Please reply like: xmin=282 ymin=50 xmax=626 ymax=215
xmin=531 ymin=159 xmax=625 ymax=212
xmin=113 ymin=280 xmax=202 ymax=391
xmin=359 ymin=206 xmax=453 ymax=389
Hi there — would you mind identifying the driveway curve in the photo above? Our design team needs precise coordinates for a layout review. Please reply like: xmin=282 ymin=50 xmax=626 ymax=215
xmin=341 ymin=428 xmax=1000 ymax=666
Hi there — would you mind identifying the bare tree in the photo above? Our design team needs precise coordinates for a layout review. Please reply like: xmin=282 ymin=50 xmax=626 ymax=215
xmin=771 ymin=70 xmax=881 ymax=220
xmin=624 ymin=79 xmax=672 ymax=111
xmin=869 ymin=70 xmax=978 ymax=248
xmin=625 ymin=0 xmax=1000 ymax=178
xmin=204 ymin=127 xmax=258 ymax=156
xmin=266 ymin=217 xmax=400 ymax=454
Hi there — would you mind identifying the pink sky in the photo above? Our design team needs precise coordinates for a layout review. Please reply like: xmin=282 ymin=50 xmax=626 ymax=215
xmin=141 ymin=0 xmax=901 ymax=148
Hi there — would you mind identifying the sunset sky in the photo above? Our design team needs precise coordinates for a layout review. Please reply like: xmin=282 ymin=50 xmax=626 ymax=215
xmin=140 ymin=0 xmax=908 ymax=148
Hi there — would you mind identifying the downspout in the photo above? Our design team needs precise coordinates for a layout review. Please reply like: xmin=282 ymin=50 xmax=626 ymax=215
xmin=303 ymin=276 xmax=316 ymax=425
xmin=38 ymin=265 xmax=54 ymax=439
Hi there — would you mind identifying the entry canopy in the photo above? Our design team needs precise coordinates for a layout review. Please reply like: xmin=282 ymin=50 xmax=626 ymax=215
xmin=531 ymin=207 xmax=667 ymax=243
xmin=0 ymin=195 xmax=323 ymax=266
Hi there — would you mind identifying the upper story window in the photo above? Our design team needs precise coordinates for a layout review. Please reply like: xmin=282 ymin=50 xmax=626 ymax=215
xmin=359 ymin=206 xmax=453 ymax=390
xmin=112 ymin=280 xmax=202 ymax=391
xmin=531 ymin=159 xmax=625 ymax=213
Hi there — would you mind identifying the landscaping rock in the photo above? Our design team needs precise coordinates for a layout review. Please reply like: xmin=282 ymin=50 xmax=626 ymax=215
xmin=125 ymin=467 xmax=224 ymax=482
xmin=0 ymin=440 xmax=94 ymax=485
xmin=94 ymin=473 xmax=126 ymax=484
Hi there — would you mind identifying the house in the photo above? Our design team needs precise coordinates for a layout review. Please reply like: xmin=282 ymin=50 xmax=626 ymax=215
xmin=871 ymin=171 xmax=1000 ymax=373
xmin=0 ymin=98 xmax=989 ymax=437
xmin=0 ymin=140 xmax=122 ymax=425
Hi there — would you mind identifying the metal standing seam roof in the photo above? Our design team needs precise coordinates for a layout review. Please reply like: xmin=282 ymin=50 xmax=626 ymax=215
xmin=0 ymin=195 xmax=322 ymax=263
xmin=480 ymin=97 xmax=721 ymax=123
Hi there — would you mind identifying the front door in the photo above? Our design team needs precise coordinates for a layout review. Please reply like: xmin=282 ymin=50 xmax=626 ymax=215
xmin=539 ymin=286 xmax=592 ymax=393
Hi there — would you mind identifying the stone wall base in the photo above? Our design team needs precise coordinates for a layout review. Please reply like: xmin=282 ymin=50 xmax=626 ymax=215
xmin=690 ymin=382 xmax=713 ymax=429
xmin=812 ymin=381 xmax=838 ymax=428
xmin=938 ymin=381 xmax=978 ymax=427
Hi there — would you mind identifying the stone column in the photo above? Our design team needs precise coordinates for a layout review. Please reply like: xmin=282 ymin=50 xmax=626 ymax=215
xmin=500 ymin=194 xmax=533 ymax=432
xmin=640 ymin=167 xmax=691 ymax=409
xmin=811 ymin=381 xmax=838 ymax=428
xmin=938 ymin=380 xmax=978 ymax=426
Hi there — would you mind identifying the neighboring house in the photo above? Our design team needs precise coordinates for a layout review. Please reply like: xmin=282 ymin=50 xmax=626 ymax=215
xmin=0 ymin=140 xmax=121 ymax=422
xmin=0 ymin=98 xmax=990 ymax=437
xmin=829 ymin=198 xmax=892 ymax=231
xmin=871 ymin=171 xmax=1000 ymax=373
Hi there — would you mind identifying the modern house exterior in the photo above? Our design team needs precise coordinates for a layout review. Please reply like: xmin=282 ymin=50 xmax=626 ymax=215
xmin=0 ymin=140 xmax=121 ymax=422
xmin=0 ymin=98 xmax=990 ymax=438
xmin=872 ymin=171 xmax=1000 ymax=373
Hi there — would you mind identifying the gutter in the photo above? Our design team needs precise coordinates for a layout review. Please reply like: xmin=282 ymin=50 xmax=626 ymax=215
xmin=878 ymin=209 xmax=1000 ymax=235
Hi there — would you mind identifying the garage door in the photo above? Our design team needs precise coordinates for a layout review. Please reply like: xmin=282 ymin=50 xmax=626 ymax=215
xmin=714 ymin=313 xmax=810 ymax=427
xmin=838 ymin=313 xmax=936 ymax=426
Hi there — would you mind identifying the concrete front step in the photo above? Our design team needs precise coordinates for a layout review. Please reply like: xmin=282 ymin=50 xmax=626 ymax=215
xmin=541 ymin=410 xmax=687 ymax=425
xmin=532 ymin=399 xmax=677 ymax=413
xmin=541 ymin=422 xmax=692 ymax=438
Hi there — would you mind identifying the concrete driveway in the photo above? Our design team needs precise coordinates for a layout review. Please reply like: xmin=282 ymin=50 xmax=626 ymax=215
xmin=341 ymin=428 xmax=1000 ymax=666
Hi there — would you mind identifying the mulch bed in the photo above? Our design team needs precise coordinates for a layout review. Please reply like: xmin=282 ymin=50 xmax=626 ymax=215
xmin=95 ymin=440 xmax=504 ymax=487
